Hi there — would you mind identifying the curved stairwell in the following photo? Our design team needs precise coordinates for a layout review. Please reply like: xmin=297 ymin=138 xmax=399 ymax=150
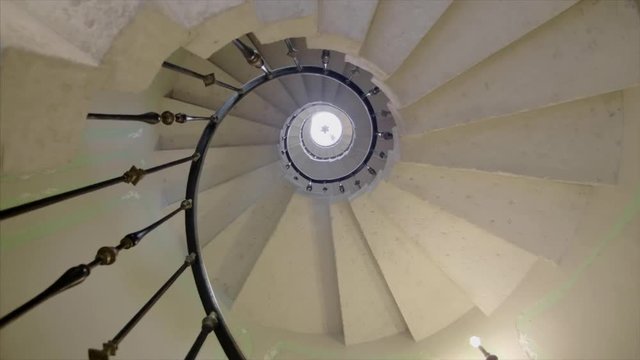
xmin=1 ymin=1 xmax=639 ymax=359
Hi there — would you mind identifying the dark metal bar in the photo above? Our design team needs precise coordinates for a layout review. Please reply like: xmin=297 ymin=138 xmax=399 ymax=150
xmin=376 ymin=131 xmax=393 ymax=140
xmin=184 ymin=314 xmax=218 ymax=360
xmin=162 ymin=61 xmax=240 ymax=91
xmin=86 ymin=112 xmax=165 ymax=125
xmin=0 ymin=201 xmax=191 ymax=329
xmin=88 ymin=254 xmax=196 ymax=360
xmin=87 ymin=111 xmax=218 ymax=125
xmin=232 ymin=38 xmax=271 ymax=76
xmin=0 ymin=154 xmax=197 ymax=220
xmin=284 ymin=39 xmax=302 ymax=71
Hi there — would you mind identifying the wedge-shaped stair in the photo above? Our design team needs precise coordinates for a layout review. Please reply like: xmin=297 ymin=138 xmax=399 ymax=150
xmin=355 ymin=0 xmax=451 ymax=79
xmin=166 ymin=162 xmax=283 ymax=247
xmin=209 ymin=38 xmax=298 ymax=115
xmin=401 ymin=92 xmax=624 ymax=185
xmin=306 ymin=0 xmax=378 ymax=55
xmin=169 ymin=48 xmax=287 ymax=128
xmin=389 ymin=163 xmax=592 ymax=262
xmin=233 ymin=194 xmax=342 ymax=334
xmin=252 ymin=39 xmax=309 ymax=107
xmin=252 ymin=0 xmax=317 ymax=44
xmin=153 ymin=146 xmax=278 ymax=206
xmin=202 ymin=182 xmax=294 ymax=307
xmin=331 ymin=202 xmax=406 ymax=345
xmin=369 ymin=181 xmax=538 ymax=315
xmin=350 ymin=194 xmax=473 ymax=341
xmin=383 ymin=0 xmax=576 ymax=106
xmin=157 ymin=98 xmax=279 ymax=150
xmin=397 ymin=0 xmax=640 ymax=134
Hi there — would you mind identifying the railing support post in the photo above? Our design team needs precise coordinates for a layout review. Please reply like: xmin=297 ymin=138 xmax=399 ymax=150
xmin=185 ymin=314 xmax=218 ymax=360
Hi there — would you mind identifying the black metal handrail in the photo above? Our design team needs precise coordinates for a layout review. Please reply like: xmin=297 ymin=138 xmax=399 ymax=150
xmin=0 ymin=36 xmax=394 ymax=360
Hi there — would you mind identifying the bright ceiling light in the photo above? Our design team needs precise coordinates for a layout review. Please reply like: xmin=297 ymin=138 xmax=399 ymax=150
xmin=309 ymin=111 xmax=342 ymax=147
xmin=469 ymin=336 xmax=482 ymax=348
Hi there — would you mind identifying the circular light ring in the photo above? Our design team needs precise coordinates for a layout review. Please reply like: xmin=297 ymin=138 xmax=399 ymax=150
xmin=308 ymin=112 xmax=343 ymax=147
xmin=299 ymin=104 xmax=354 ymax=161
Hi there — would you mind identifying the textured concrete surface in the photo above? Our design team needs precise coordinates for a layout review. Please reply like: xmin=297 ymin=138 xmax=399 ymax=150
xmin=358 ymin=0 xmax=452 ymax=79
xmin=331 ymin=202 xmax=406 ymax=344
xmin=233 ymin=194 xmax=342 ymax=334
xmin=398 ymin=0 xmax=640 ymax=134
xmin=401 ymin=92 xmax=625 ymax=185
xmin=384 ymin=0 xmax=576 ymax=106
xmin=351 ymin=194 xmax=473 ymax=341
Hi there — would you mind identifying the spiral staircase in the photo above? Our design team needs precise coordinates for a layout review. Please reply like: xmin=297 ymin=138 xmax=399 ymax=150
xmin=1 ymin=1 xmax=639 ymax=359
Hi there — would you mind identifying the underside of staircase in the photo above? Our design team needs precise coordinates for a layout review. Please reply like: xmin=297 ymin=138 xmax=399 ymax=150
xmin=1 ymin=1 xmax=639 ymax=359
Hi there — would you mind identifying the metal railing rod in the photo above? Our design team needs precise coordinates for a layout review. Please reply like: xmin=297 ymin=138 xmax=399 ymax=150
xmin=284 ymin=39 xmax=302 ymax=71
xmin=0 ymin=201 xmax=192 ymax=328
xmin=88 ymin=111 xmax=217 ymax=125
xmin=232 ymin=38 xmax=271 ymax=76
xmin=88 ymin=254 xmax=196 ymax=360
xmin=162 ymin=61 xmax=240 ymax=91
xmin=0 ymin=154 xmax=198 ymax=220
xmin=185 ymin=314 xmax=218 ymax=360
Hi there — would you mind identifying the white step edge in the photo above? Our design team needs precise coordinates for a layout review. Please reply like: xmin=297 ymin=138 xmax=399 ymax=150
xmin=397 ymin=0 xmax=640 ymax=134
xmin=383 ymin=0 xmax=577 ymax=107
xmin=152 ymin=145 xmax=278 ymax=206
xmin=202 ymin=181 xmax=294 ymax=307
xmin=233 ymin=193 xmax=342 ymax=334
xmin=350 ymin=194 xmax=473 ymax=341
xmin=306 ymin=0 xmax=378 ymax=56
xmin=400 ymin=91 xmax=625 ymax=185
xmin=389 ymin=163 xmax=593 ymax=263
xmin=357 ymin=0 xmax=452 ymax=79
xmin=370 ymin=181 xmax=538 ymax=315
xmin=158 ymin=97 xmax=280 ymax=149
xmin=330 ymin=201 xmax=407 ymax=345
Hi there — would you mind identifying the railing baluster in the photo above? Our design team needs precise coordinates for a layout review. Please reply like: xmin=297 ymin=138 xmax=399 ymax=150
xmin=162 ymin=61 xmax=241 ymax=92
xmin=185 ymin=314 xmax=218 ymax=360
xmin=0 ymin=154 xmax=198 ymax=220
xmin=346 ymin=65 xmax=360 ymax=84
xmin=0 ymin=200 xmax=193 ymax=329
xmin=88 ymin=253 xmax=196 ymax=360
xmin=284 ymin=38 xmax=302 ymax=71
xmin=232 ymin=38 xmax=271 ymax=76
xmin=363 ymin=86 xmax=380 ymax=98
xmin=87 ymin=111 xmax=216 ymax=125
xmin=376 ymin=131 xmax=393 ymax=140
xmin=321 ymin=50 xmax=330 ymax=73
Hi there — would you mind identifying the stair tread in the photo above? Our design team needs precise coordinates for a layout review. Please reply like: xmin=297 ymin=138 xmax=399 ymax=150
xmin=202 ymin=181 xmax=294 ymax=307
xmin=170 ymin=48 xmax=287 ymax=128
xmin=397 ymin=0 xmax=639 ymax=134
xmin=384 ymin=0 xmax=577 ymax=107
xmin=152 ymin=145 xmax=278 ymax=206
xmin=390 ymin=163 xmax=593 ymax=262
xmin=306 ymin=0 xmax=378 ymax=55
xmin=358 ymin=0 xmax=452 ymax=79
xmin=209 ymin=37 xmax=298 ymax=114
xmin=331 ymin=201 xmax=407 ymax=345
xmin=350 ymin=194 xmax=473 ymax=341
xmin=370 ymin=181 xmax=538 ymax=315
xmin=233 ymin=193 xmax=342 ymax=334
xmin=157 ymin=97 xmax=280 ymax=150
xmin=400 ymin=92 xmax=625 ymax=185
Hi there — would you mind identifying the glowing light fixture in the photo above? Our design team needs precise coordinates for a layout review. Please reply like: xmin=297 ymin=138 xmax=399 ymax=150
xmin=309 ymin=111 xmax=342 ymax=147
xmin=469 ymin=336 xmax=498 ymax=360
xmin=469 ymin=336 xmax=482 ymax=348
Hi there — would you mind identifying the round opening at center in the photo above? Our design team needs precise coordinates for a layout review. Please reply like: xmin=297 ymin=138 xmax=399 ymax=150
xmin=309 ymin=111 xmax=343 ymax=147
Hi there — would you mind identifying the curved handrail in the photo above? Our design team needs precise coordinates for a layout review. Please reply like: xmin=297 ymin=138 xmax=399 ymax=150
xmin=184 ymin=65 xmax=378 ymax=359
